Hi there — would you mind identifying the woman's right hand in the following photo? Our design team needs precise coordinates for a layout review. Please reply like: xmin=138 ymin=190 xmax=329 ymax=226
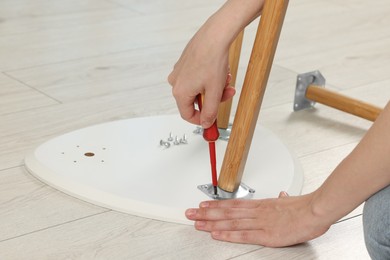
xmin=167 ymin=23 xmax=235 ymax=129
xmin=168 ymin=0 xmax=265 ymax=128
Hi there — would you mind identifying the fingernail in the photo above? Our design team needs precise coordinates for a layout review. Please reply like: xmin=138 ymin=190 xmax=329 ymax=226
xmin=201 ymin=121 xmax=211 ymax=128
xmin=185 ymin=209 xmax=196 ymax=217
xmin=279 ymin=191 xmax=289 ymax=197
xmin=200 ymin=202 xmax=209 ymax=208
xmin=212 ymin=231 xmax=221 ymax=238
xmin=196 ymin=221 xmax=206 ymax=228
xmin=226 ymin=73 xmax=232 ymax=84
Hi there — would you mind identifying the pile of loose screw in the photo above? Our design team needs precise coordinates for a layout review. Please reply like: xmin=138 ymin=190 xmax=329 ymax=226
xmin=159 ymin=132 xmax=188 ymax=148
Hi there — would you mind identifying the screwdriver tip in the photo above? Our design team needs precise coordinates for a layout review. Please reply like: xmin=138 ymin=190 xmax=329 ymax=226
xmin=213 ymin=185 xmax=218 ymax=195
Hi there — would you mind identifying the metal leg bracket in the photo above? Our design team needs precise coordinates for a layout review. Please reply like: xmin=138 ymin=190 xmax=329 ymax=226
xmin=198 ymin=183 xmax=255 ymax=200
xmin=193 ymin=123 xmax=233 ymax=141
xmin=294 ymin=70 xmax=326 ymax=111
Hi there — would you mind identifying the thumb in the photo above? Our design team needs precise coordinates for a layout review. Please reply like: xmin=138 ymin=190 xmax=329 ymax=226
xmin=200 ymin=92 xmax=220 ymax=129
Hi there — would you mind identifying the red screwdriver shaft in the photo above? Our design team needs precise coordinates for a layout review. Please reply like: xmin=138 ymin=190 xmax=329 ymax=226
xmin=197 ymin=94 xmax=219 ymax=195
xmin=208 ymin=141 xmax=218 ymax=193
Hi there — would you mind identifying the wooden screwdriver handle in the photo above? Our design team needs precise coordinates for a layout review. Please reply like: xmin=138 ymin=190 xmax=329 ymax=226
xmin=307 ymin=85 xmax=383 ymax=122
xmin=218 ymin=0 xmax=289 ymax=192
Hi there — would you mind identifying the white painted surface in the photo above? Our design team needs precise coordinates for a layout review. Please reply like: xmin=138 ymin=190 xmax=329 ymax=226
xmin=25 ymin=115 xmax=303 ymax=224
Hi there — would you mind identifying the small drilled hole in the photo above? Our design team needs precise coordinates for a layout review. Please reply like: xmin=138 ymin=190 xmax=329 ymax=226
xmin=84 ymin=152 xmax=95 ymax=157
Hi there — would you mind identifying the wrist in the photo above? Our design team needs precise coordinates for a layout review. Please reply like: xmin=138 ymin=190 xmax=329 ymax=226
xmin=202 ymin=0 xmax=264 ymax=49
xmin=199 ymin=14 xmax=236 ymax=53
xmin=309 ymin=189 xmax=342 ymax=227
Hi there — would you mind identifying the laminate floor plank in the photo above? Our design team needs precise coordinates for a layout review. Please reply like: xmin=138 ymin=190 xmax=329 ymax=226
xmin=233 ymin=216 xmax=370 ymax=260
xmin=0 ymin=166 xmax=106 ymax=242
xmin=0 ymin=6 xmax=215 ymax=71
xmin=0 ymin=0 xmax=117 ymax=20
xmin=0 ymin=8 xmax=137 ymax=37
xmin=5 ymin=44 xmax=182 ymax=103
xmin=0 ymin=73 xmax=58 ymax=115
xmin=108 ymin=0 xmax=223 ymax=14
xmin=0 ymin=210 xmax=259 ymax=260
xmin=277 ymin=0 xmax=390 ymax=62
xmin=277 ymin=38 xmax=390 ymax=90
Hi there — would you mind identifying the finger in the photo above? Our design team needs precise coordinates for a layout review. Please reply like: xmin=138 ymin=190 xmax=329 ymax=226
xmin=175 ymin=98 xmax=200 ymax=125
xmin=171 ymin=88 xmax=200 ymax=125
xmin=167 ymin=70 xmax=177 ymax=86
xmin=195 ymin=218 xmax=262 ymax=232
xmin=220 ymin=86 xmax=236 ymax=102
xmin=278 ymin=191 xmax=289 ymax=198
xmin=211 ymin=230 xmax=268 ymax=246
xmin=225 ymin=73 xmax=232 ymax=86
xmin=200 ymin=91 xmax=221 ymax=128
xmin=185 ymin=207 xmax=258 ymax=221
xmin=199 ymin=199 xmax=262 ymax=209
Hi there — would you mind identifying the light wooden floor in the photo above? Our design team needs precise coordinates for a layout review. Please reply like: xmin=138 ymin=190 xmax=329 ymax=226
xmin=1 ymin=0 xmax=389 ymax=259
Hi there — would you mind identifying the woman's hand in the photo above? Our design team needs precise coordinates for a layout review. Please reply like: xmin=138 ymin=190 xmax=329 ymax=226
xmin=168 ymin=23 xmax=235 ymax=129
xmin=167 ymin=0 xmax=266 ymax=128
xmin=185 ymin=192 xmax=331 ymax=247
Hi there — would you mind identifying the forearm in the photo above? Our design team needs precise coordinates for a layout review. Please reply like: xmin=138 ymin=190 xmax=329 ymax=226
xmin=200 ymin=0 xmax=264 ymax=50
xmin=312 ymin=101 xmax=390 ymax=225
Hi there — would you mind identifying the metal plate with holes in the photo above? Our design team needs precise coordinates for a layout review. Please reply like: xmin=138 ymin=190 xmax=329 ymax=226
xmin=198 ymin=183 xmax=255 ymax=200
xmin=294 ymin=70 xmax=326 ymax=111
xmin=193 ymin=123 xmax=233 ymax=141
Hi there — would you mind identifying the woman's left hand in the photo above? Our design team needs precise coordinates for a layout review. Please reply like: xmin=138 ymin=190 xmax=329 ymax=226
xmin=185 ymin=192 xmax=331 ymax=247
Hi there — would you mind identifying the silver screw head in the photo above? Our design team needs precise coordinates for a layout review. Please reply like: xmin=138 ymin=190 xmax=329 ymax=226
xmin=159 ymin=139 xmax=170 ymax=148
xmin=193 ymin=127 xmax=203 ymax=134
xmin=180 ymin=134 xmax=188 ymax=144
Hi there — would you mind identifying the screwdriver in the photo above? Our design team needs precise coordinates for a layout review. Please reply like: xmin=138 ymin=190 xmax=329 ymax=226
xmin=196 ymin=94 xmax=219 ymax=195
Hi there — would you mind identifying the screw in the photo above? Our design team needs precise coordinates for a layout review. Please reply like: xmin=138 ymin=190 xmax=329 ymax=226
xmin=193 ymin=127 xmax=203 ymax=134
xmin=160 ymin=140 xmax=171 ymax=148
xmin=180 ymin=134 xmax=188 ymax=144
xmin=173 ymin=136 xmax=180 ymax=145
xmin=167 ymin=132 xmax=173 ymax=141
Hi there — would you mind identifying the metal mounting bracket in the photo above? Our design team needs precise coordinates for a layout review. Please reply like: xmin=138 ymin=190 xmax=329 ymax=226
xmin=294 ymin=70 xmax=326 ymax=111
xmin=193 ymin=123 xmax=233 ymax=141
xmin=198 ymin=183 xmax=255 ymax=200
xmin=217 ymin=123 xmax=232 ymax=141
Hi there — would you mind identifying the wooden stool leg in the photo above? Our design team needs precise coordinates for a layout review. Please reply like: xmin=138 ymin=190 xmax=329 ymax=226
xmin=307 ymin=85 xmax=383 ymax=122
xmin=217 ymin=30 xmax=245 ymax=129
xmin=218 ymin=0 xmax=289 ymax=192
